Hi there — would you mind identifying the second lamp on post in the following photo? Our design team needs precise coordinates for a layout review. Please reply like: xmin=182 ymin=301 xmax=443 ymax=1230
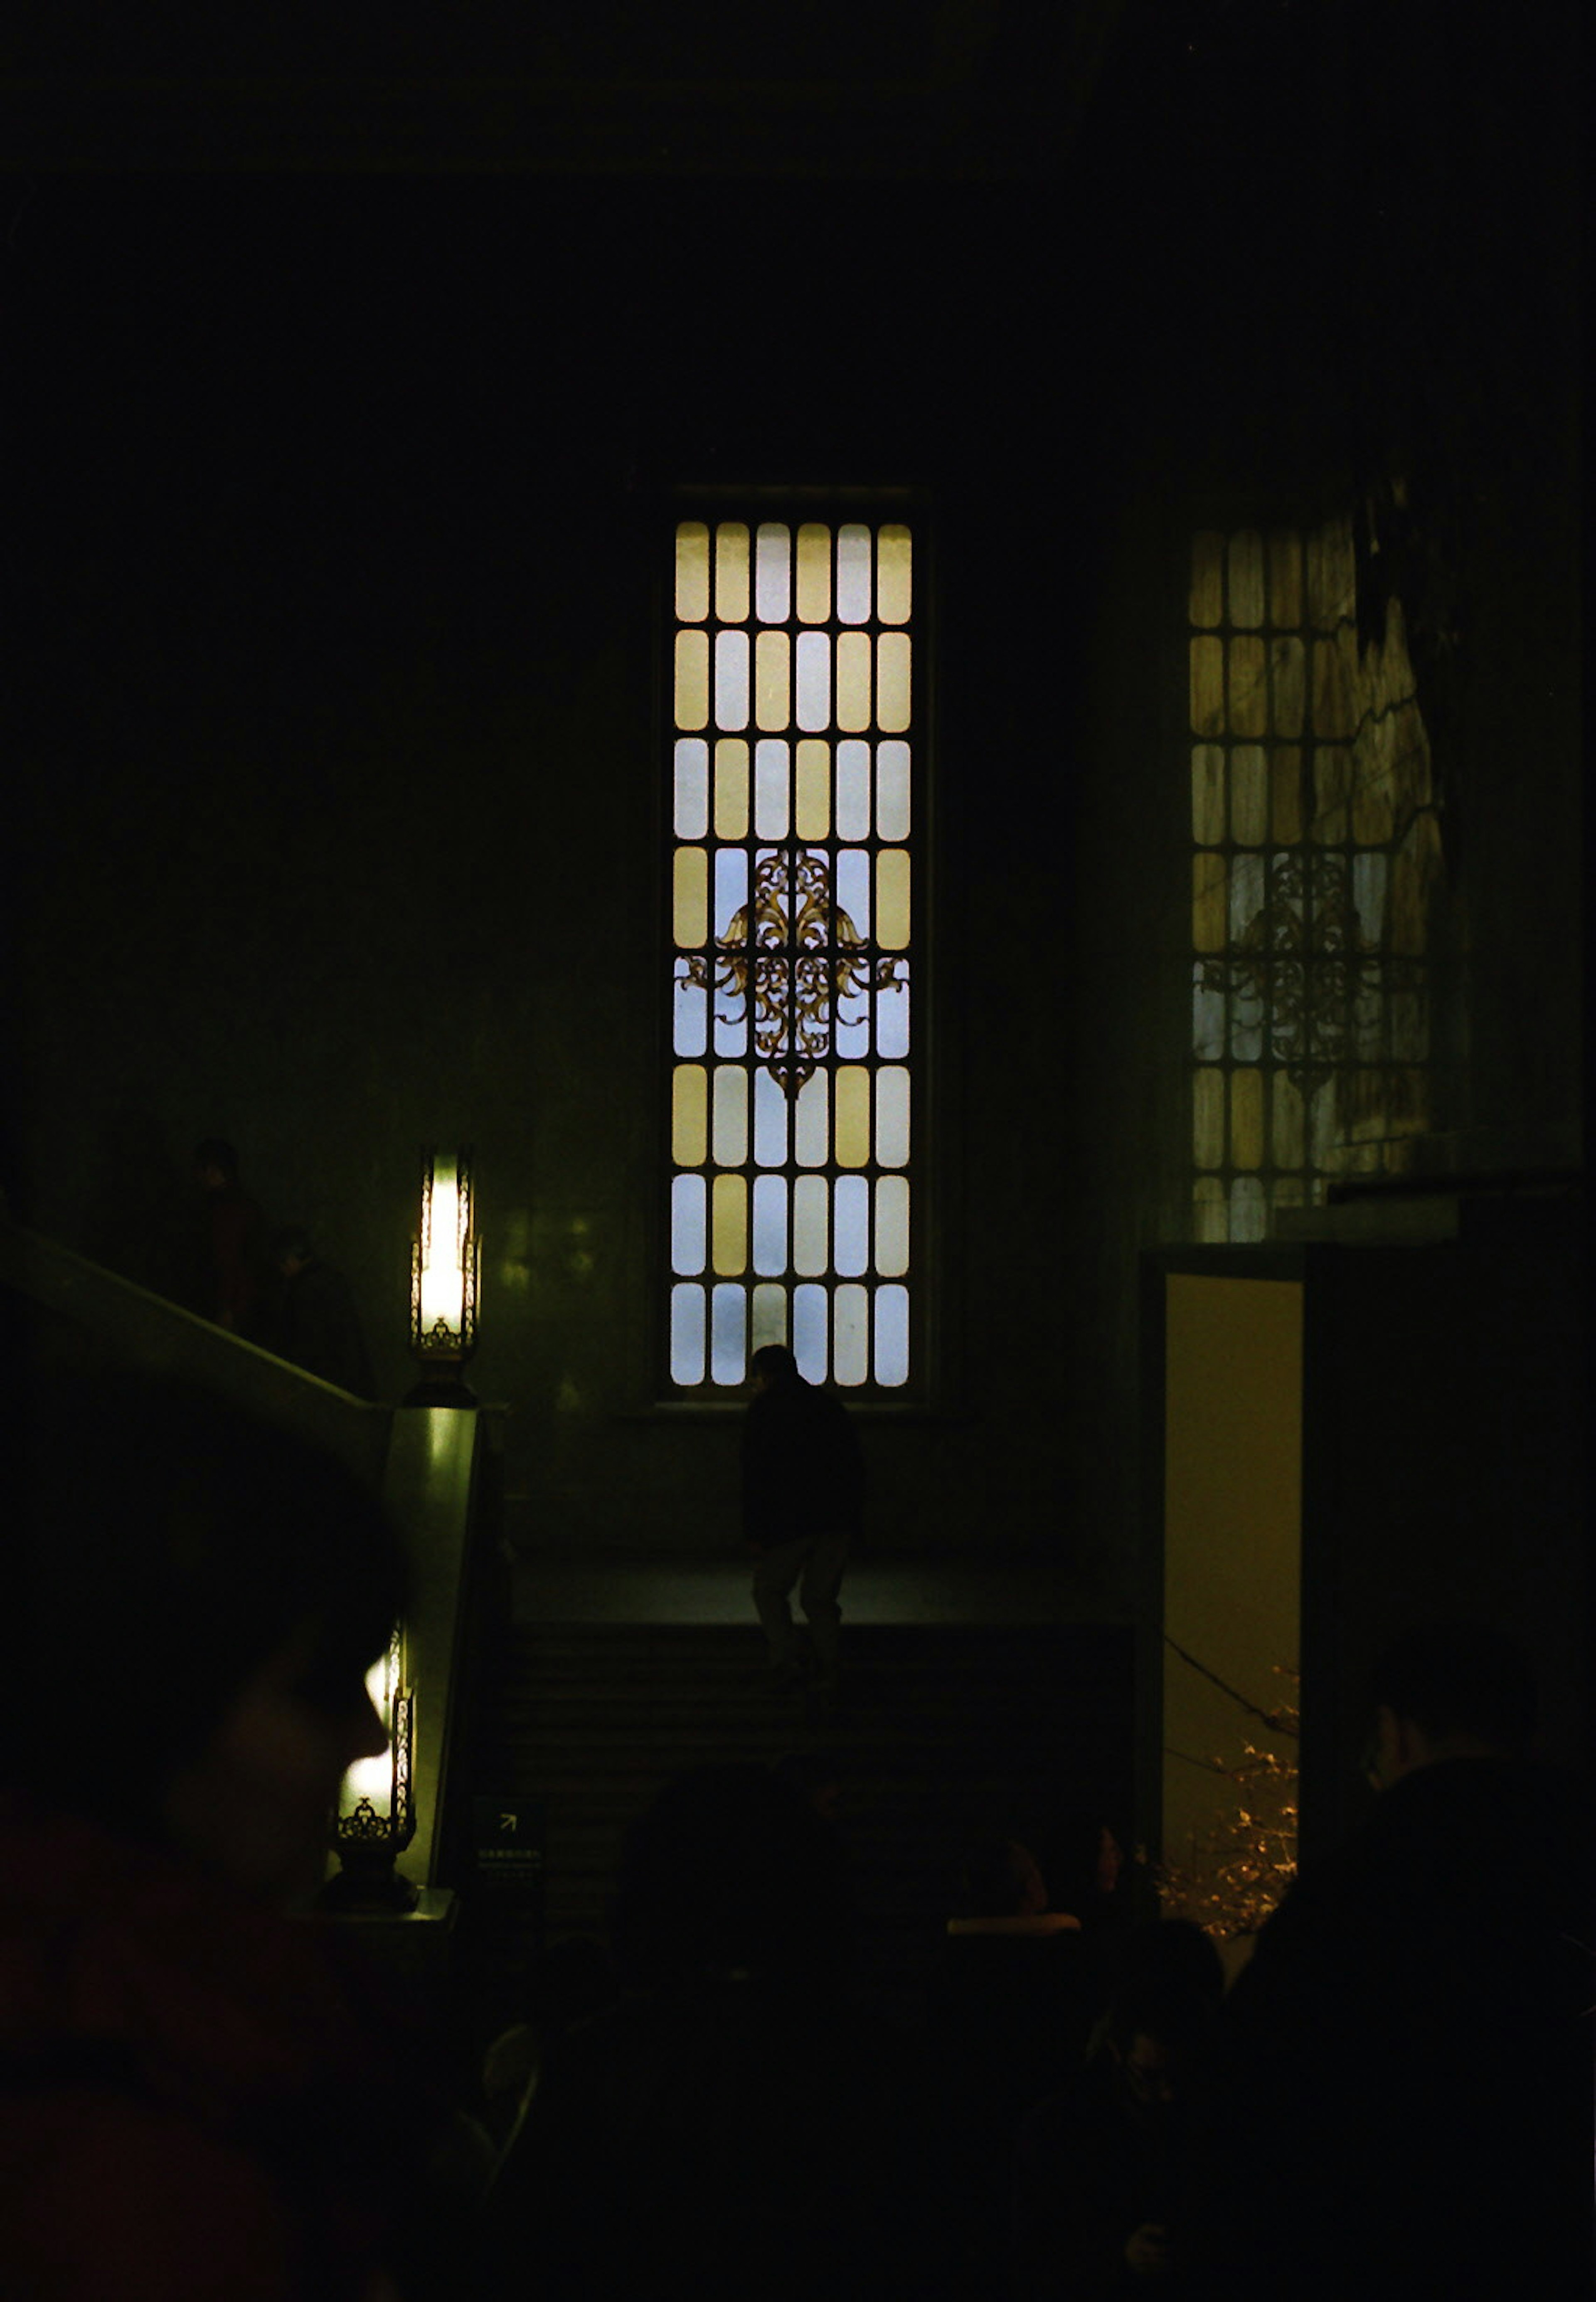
xmin=407 ymin=1146 xmax=480 ymax=1405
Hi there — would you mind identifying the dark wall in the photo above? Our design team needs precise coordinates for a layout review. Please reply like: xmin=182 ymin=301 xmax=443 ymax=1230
xmin=7 ymin=0 xmax=1580 ymax=1573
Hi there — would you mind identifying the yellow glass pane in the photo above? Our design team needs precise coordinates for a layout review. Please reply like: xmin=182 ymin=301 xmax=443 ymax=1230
xmin=1189 ymin=636 xmax=1224 ymax=735
xmin=1192 ymin=853 xmax=1228 ymax=954
xmin=1231 ymin=746 xmax=1267 ymax=846
xmin=835 ymin=1067 xmax=871 ymax=1168
xmin=714 ymin=741 xmax=749 ymax=840
xmin=877 ymin=525 xmax=912 ymax=625
xmin=1313 ymin=746 xmax=1352 ymax=843
xmin=672 ymin=1065 xmax=707 ymax=1168
xmin=796 ymin=523 xmax=832 ymax=623
xmin=876 ymin=850 xmax=910 ymax=950
xmin=1231 ymin=1068 xmax=1264 ymax=1168
xmin=795 ymin=739 xmax=830 ymax=838
xmin=876 ymin=1068 xmax=909 ymax=1167
xmin=1192 ymin=744 xmax=1225 ymax=845
xmin=1190 ymin=532 xmax=1224 ymax=630
xmin=1306 ymin=516 xmax=1354 ymax=631
xmin=1227 ymin=531 xmax=1265 ymax=629
xmin=1227 ymin=636 xmax=1268 ymax=738
xmin=676 ymin=522 xmax=709 ymax=624
xmin=1267 ymin=530 xmax=1302 ymax=627
xmin=715 ymin=523 xmax=750 ymax=623
xmin=674 ymin=631 xmax=709 ymax=731
xmin=1312 ymin=629 xmax=1356 ymax=738
xmin=754 ymin=631 xmax=791 ymax=731
xmin=711 ymin=1174 xmax=748 ymax=1276
xmin=1271 ymin=746 xmax=1303 ymax=843
xmin=672 ymin=846 xmax=708 ymax=947
xmin=1270 ymin=635 xmax=1305 ymax=738
xmin=876 ymin=634 xmax=911 ymax=733
xmin=836 ymin=632 xmax=872 ymax=732
xmin=874 ymin=1176 xmax=909 ymax=1277
xmin=712 ymin=1066 xmax=748 ymax=1166
xmin=1192 ymin=1068 xmax=1225 ymax=1169
xmin=1272 ymin=1072 xmax=1305 ymax=1168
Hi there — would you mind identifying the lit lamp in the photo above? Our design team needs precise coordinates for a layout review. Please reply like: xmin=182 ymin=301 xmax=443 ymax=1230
xmin=407 ymin=1146 xmax=480 ymax=1403
xmin=321 ymin=1624 xmax=418 ymax=1912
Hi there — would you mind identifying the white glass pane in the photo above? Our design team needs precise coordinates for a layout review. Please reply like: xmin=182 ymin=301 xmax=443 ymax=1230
xmin=876 ymin=972 xmax=909 ymax=1058
xmin=1353 ymin=852 xmax=1389 ymax=946
xmin=671 ymin=1175 xmax=707 ymax=1275
xmin=793 ymin=1174 xmax=829 ymax=1276
xmin=674 ymin=739 xmax=709 ymax=838
xmin=1192 ymin=964 xmax=1224 ymax=1062
xmin=836 ymin=524 xmax=871 ymax=624
xmin=675 ymin=523 xmax=709 ymax=623
xmin=796 ymin=632 xmax=831 ymax=732
xmin=712 ymin=1066 xmax=749 ymax=1166
xmin=794 ymin=1071 xmax=829 ymax=1167
xmin=754 ymin=742 xmax=791 ymax=839
xmin=710 ymin=1283 xmax=747 ymax=1386
xmin=754 ymin=1066 xmax=789 ymax=1167
xmin=714 ymin=847 xmax=748 ymax=938
xmin=834 ymin=1175 xmax=869 ymax=1277
xmin=714 ymin=998 xmax=748 ymax=1059
xmin=672 ymin=963 xmax=708 ymax=1057
xmin=874 ymin=1176 xmax=909 ymax=1276
xmin=874 ymin=1284 xmax=909 ymax=1385
xmin=793 ymin=1284 xmax=828 ymax=1382
xmin=835 ymin=986 xmax=869 ymax=1060
xmin=836 ymin=740 xmax=871 ymax=839
xmin=670 ymin=1283 xmax=706 ymax=1385
xmin=752 ymin=1176 xmax=787 ymax=1275
xmin=876 ymin=740 xmax=911 ymax=839
xmin=1229 ymin=851 xmax=1266 ymax=942
xmin=876 ymin=1067 xmax=909 ymax=1168
xmin=755 ymin=523 xmax=791 ymax=624
xmin=833 ymin=1283 xmax=869 ymax=1385
xmin=1230 ymin=1176 xmax=1267 ymax=1242
xmin=836 ymin=848 xmax=870 ymax=939
xmin=751 ymin=1282 xmax=788 ymax=1354
xmin=714 ymin=631 xmax=749 ymax=730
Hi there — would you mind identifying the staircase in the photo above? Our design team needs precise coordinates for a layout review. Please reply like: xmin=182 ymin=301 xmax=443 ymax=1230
xmin=475 ymin=1617 xmax=1136 ymax=2019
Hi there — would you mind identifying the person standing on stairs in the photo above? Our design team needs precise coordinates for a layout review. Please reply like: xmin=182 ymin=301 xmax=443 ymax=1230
xmin=741 ymin=1342 xmax=864 ymax=1708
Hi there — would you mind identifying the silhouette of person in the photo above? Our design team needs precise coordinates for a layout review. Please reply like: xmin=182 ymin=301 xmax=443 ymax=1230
xmin=2 ymin=1370 xmax=453 ymax=2300
xmin=269 ymin=1222 xmax=374 ymax=1396
xmin=1184 ymin=1622 xmax=1594 ymax=2299
xmin=190 ymin=1136 xmax=271 ymax=1339
xmin=742 ymin=1342 xmax=864 ymax=1704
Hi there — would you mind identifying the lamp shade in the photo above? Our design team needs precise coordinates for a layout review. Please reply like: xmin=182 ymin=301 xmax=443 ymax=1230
xmin=410 ymin=1147 xmax=479 ymax=1363
xmin=323 ymin=1623 xmax=418 ymax=1911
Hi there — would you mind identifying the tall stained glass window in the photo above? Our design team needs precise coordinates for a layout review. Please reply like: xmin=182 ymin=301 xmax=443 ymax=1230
xmin=668 ymin=516 xmax=915 ymax=1389
xmin=1189 ymin=515 xmax=1444 ymax=1242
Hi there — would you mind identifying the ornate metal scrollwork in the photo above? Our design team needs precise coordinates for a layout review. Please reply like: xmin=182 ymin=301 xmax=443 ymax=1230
xmin=1201 ymin=853 xmax=1424 ymax=1099
xmin=686 ymin=848 xmax=905 ymax=1095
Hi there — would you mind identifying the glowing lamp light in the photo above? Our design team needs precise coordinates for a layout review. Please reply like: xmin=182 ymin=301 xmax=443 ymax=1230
xmin=322 ymin=1624 xmax=418 ymax=1913
xmin=409 ymin=1147 xmax=480 ymax=1391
